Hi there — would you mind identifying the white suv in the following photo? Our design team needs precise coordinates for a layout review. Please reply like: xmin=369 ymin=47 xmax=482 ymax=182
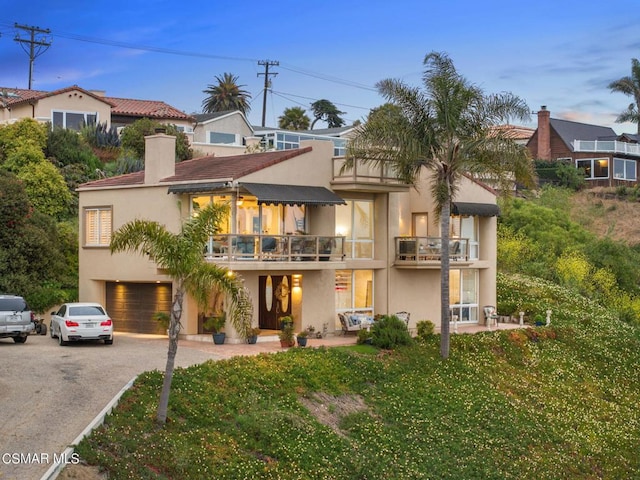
xmin=0 ymin=295 xmax=35 ymax=343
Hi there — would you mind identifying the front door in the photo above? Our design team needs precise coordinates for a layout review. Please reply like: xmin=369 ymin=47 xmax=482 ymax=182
xmin=258 ymin=275 xmax=292 ymax=330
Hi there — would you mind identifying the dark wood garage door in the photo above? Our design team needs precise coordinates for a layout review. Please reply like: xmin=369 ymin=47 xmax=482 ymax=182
xmin=106 ymin=282 xmax=172 ymax=334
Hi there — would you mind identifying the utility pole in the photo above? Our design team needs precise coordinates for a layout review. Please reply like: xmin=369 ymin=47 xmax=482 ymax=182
xmin=14 ymin=23 xmax=52 ymax=90
xmin=257 ymin=60 xmax=279 ymax=127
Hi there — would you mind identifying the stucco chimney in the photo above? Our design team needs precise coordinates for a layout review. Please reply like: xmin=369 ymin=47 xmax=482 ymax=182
xmin=537 ymin=106 xmax=551 ymax=160
xmin=144 ymin=133 xmax=176 ymax=184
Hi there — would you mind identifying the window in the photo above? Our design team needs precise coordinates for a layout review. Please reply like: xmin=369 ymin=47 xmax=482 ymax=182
xmin=208 ymin=131 xmax=237 ymax=144
xmin=52 ymin=110 xmax=97 ymax=131
xmin=576 ymin=158 xmax=609 ymax=179
xmin=613 ymin=158 xmax=637 ymax=181
xmin=335 ymin=269 xmax=373 ymax=327
xmin=449 ymin=269 xmax=478 ymax=322
xmin=84 ymin=207 xmax=112 ymax=247
xmin=335 ymin=200 xmax=374 ymax=259
xmin=450 ymin=215 xmax=478 ymax=260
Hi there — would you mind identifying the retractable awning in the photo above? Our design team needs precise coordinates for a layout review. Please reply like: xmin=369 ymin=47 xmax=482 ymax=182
xmin=452 ymin=202 xmax=500 ymax=217
xmin=167 ymin=182 xmax=227 ymax=194
xmin=240 ymin=183 xmax=346 ymax=206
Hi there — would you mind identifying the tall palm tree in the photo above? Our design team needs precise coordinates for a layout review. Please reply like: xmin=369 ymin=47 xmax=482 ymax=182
xmin=609 ymin=58 xmax=640 ymax=134
xmin=201 ymin=73 xmax=252 ymax=115
xmin=278 ymin=106 xmax=311 ymax=130
xmin=345 ymin=51 xmax=535 ymax=359
xmin=110 ymin=202 xmax=253 ymax=425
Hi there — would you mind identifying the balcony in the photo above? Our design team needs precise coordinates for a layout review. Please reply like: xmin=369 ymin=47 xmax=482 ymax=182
xmin=395 ymin=237 xmax=471 ymax=267
xmin=205 ymin=234 xmax=345 ymax=265
xmin=573 ymin=140 xmax=640 ymax=157
xmin=331 ymin=157 xmax=410 ymax=192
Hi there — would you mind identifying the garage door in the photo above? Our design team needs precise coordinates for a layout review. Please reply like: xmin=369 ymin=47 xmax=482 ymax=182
xmin=106 ymin=282 xmax=172 ymax=334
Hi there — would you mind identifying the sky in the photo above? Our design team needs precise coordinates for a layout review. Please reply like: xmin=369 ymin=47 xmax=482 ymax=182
xmin=1 ymin=0 xmax=639 ymax=133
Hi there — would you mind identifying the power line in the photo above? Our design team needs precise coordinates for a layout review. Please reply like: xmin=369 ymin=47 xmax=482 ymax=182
xmin=271 ymin=90 xmax=372 ymax=111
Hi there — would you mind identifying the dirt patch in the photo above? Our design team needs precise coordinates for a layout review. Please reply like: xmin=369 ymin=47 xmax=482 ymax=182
xmin=299 ymin=392 xmax=370 ymax=437
xmin=58 ymin=463 xmax=108 ymax=480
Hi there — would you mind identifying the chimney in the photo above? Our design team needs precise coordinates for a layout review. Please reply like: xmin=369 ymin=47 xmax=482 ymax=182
xmin=537 ymin=106 xmax=551 ymax=160
xmin=144 ymin=133 xmax=176 ymax=184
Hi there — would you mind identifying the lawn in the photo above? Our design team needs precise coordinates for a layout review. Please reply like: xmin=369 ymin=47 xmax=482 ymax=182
xmin=74 ymin=274 xmax=640 ymax=479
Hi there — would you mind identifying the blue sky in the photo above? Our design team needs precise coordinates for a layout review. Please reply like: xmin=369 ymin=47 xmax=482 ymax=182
xmin=1 ymin=0 xmax=639 ymax=132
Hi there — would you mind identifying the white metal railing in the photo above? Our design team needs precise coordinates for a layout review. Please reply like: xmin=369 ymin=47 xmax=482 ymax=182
xmin=395 ymin=236 xmax=470 ymax=263
xmin=573 ymin=140 xmax=640 ymax=157
xmin=332 ymin=157 xmax=406 ymax=184
xmin=205 ymin=234 xmax=345 ymax=262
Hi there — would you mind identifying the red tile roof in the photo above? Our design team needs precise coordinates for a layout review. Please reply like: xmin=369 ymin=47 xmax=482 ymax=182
xmin=0 ymin=85 xmax=192 ymax=121
xmin=78 ymin=147 xmax=313 ymax=190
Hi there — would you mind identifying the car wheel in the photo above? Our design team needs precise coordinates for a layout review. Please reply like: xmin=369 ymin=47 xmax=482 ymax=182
xmin=13 ymin=335 xmax=27 ymax=344
xmin=58 ymin=332 xmax=68 ymax=346
xmin=39 ymin=323 xmax=47 ymax=336
xmin=50 ymin=323 xmax=56 ymax=338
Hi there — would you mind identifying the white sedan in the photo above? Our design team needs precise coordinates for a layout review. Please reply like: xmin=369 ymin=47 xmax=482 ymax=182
xmin=50 ymin=303 xmax=114 ymax=346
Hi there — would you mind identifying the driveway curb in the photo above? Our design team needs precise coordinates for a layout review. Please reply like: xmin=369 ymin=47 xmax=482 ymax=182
xmin=40 ymin=376 xmax=138 ymax=480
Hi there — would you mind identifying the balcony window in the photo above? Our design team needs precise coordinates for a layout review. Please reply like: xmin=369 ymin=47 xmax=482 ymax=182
xmin=613 ymin=157 xmax=637 ymax=181
xmin=577 ymin=158 xmax=609 ymax=180
xmin=335 ymin=200 xmax=374 ymax=259
xmin=450 ymin=215 xmax=478 ymax=260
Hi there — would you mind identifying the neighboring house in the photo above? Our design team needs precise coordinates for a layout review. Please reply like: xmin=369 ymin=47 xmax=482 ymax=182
xmin=191 ymin=110 xmax=259 ymax=156
xmin=527 ymin=106 xmax=640 ymax=187
xmin=0 ymin=85 xmax=194 ymax=133
xmin=77 ymin=133 xmax=500 ymax=342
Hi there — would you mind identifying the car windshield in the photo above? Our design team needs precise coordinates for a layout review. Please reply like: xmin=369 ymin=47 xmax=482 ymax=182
xmin=0 ymin=298 xmax=28 ymax=312
xmin=68 ymin=306 xmax=106 ymax=316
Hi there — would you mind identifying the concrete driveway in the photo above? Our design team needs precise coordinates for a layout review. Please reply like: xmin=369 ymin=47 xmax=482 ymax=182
xmin=0 ymin=330 xmax=358 ymax=480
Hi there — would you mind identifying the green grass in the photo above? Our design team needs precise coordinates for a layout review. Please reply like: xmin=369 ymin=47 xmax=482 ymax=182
xmin=75 ymin=273 xmax=640 ymax=479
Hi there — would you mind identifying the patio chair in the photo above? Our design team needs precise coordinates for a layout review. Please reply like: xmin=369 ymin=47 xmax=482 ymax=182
xmin=483 ymin=305 xmax=499 ymax=329
xmin=394 ymin=311 xmax=410 ymax=328
xmin=338 ymin=313 xmax=362 ymax=335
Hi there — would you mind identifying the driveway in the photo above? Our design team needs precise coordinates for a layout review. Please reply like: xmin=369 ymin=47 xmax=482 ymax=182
xmin=0 ymin=332 xmax=232 ymax=480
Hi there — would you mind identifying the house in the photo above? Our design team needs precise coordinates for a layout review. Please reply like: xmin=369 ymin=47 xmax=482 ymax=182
xmin=77 ymin=132 xmax=499 ymax=342
xmin=527 ymin=106 xmax=640 ymax=187
xmin=0 ymin=85 xmax=194 ymax=133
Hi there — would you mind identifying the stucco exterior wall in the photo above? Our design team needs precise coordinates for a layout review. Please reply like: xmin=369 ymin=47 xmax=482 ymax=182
xmin=10 ymin=90 xmax=113 ymax=126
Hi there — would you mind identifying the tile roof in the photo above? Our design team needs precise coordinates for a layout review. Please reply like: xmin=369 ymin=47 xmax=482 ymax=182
xmin=79 ymin=147 xmax=312 ymax=190
xmin=490 ymin=124 xmax=535 ymax=140
xmin=0 ymin=85 xmax=192 ymax=121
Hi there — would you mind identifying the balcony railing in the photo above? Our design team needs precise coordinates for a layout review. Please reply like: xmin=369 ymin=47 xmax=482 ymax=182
xmin=332 ymin=157 xmax=406 ymax=184
xmin=205 ymin=234 xmax=345 ymax=262
xmin=573 ymin=140 xmax=640 ymax=157
xmin=395 ymin=237 xmax=469 ymax=263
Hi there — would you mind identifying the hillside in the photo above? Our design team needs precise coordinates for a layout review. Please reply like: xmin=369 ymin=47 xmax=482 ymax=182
xmin=570 ymin=187 xmax=640 ymax=244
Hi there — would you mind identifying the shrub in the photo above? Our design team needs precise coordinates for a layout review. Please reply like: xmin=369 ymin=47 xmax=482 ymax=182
xmin=371 ymin=315 xmax=413 ymax=349
xmin=415 ymin=320 xmax=435 ymax=343
xmin=356 ymin=328 xmax=373 ymax=345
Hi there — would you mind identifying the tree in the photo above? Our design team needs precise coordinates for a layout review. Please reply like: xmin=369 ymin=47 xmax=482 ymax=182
xmin=119 ymin=118 xmax=192 ymax=162
xmin=17 ymin=160 xmax=73 ymax=219
xmin=345 ymin=51 xmax=535 ymax=359
xmin=310 ymin=99 xmax=346 ymax=129
xmin=608 ymin=58 xmax=640 ymax=134
xmin=110 ymin=202 xmax=253 ymax=425
xmin=201 ymin=73 xmax=252 ymax=115
xmin=278 ymin=107 xmax=311 ymax=130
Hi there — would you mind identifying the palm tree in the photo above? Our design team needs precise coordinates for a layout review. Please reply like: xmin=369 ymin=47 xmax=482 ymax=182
xmin=110 ymin=202 xmax=253 ymax=425
xmin=201 ymin=73 xmax=252 ymax=115
xmin=278 ymin=106 xmax=311 ymax=130
xmin=310 ymin=99 xmax=346 ymax=129
xmin=345 ymin=51 xmax=535 ymax=359
xmin=608 ymin=58 xmax=640 ymax=134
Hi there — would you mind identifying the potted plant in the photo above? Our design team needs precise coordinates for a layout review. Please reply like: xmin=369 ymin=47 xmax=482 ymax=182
xmin=278 ymin=322 xmax=295 ymax=348
xmin=296 ymin=329 xmax=309 ymax=347
xmin=279 ymin=315 xmax=293 ymax=331
xmin=246 ymin=326 xmax=261 ymax=344
xmin=203 ymin=312 xmax=226 ymax=344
